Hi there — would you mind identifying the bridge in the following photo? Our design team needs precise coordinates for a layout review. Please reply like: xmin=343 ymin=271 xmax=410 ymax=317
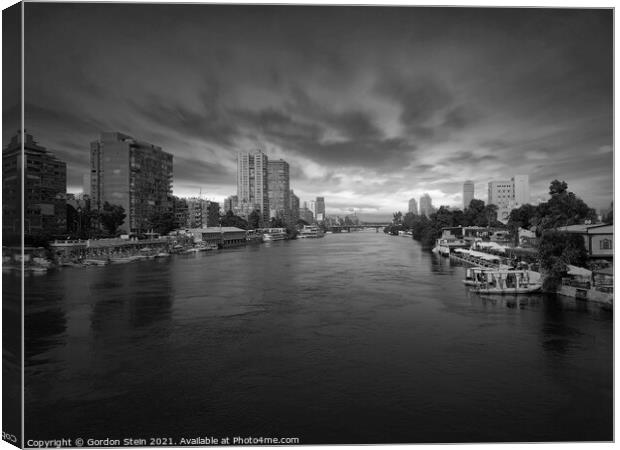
xmin=327 ymin=222 xmax=391 ymax=233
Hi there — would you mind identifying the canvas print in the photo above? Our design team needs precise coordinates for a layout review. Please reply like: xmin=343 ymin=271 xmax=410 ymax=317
xmin=2 ymin=2 xmax=614 ymax=447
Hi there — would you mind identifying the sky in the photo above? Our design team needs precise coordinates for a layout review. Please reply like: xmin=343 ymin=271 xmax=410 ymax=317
xmin=5 ymin=3 xmax=613 ymax=220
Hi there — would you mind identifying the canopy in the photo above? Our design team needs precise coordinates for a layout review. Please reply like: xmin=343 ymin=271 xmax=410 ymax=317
xmin=566 ymin=265 xmax=592 ymax=277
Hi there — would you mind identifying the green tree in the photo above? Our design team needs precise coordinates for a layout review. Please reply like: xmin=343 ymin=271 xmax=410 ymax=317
xmin=507 ymin=204 xmax=537 ymax=245
xmin=392 ymin=211 xmax=403 ymax=225
xmin=247 ymin=210 xmax=261 ymax=229
xmin=464 ymin=199 xmax=485 ymax=226
xmin=99 ymin=202 xmax=126 ymax=236
xmin=536 ymin=180 xmax=596 ymax=231
xmin=148 ymin=212 xmax=176 ymax=235
xmin=538 ymin=230 xmax=588 ymax=291
xmin=220 ymin=210 xmax=248 ymax=229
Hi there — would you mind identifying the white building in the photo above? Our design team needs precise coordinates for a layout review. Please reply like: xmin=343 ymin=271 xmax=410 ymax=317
xmin=463 ymin=180 xmax=475 ymax=210
xmin=237 ymin=151 xmax=269 ymax=223
xmin=487 ymin=175 xmax=530 ymax=222
xmin=408 ymin=198 xmax=418 ymax=215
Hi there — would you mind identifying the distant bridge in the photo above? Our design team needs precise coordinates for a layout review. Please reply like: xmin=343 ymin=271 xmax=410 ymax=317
xmin=327 ymin=222 xmax=390 ymax=232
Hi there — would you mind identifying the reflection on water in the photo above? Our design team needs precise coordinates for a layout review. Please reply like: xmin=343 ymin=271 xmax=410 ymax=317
xmin=23 ymin=233 xmax=612 ymax=443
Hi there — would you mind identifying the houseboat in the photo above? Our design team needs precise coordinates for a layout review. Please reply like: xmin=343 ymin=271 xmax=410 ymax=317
xmin=298 ymin=225 xmax=325 ymax=238
xmin=467 ymin=268 xmax=542 ymax=294
xmin=262 ymin=228 xmax=288 ymax=241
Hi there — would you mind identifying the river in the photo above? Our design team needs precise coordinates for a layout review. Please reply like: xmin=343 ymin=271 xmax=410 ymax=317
xmin=17 ymin=231 xmax=613 ymax=444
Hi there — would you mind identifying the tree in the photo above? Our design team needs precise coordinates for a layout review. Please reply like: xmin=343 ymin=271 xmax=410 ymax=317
xmin=464 ymin=199 xmax=485 ymax=226
xmin=549 ymin=180 xmax=568 ymax=196
xmin=536 ymin=181 xmax=597 ymax=231
xmin=538 ymin=230 xmax=588 ymax=291
xmin=220 ymin=210 xmax=248 ymax=229
xmin=392 ymin=211 xmax=403 ymax=225
xmin=402 ymin=212 xmax=417 ymax=229
xmin=148 ymin=212 xmax=176 ymax=235
xmin=247 ymin=210 xmax=261 ymax=229
xmin=507 ymin=204 xmax=537 ymax=245
xmin=99 ymin=202 xmax=126 ymax=236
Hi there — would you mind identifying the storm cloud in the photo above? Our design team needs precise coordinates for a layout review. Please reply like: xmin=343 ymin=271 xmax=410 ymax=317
xmin=12 ymin=4 xmax=613 ymax=219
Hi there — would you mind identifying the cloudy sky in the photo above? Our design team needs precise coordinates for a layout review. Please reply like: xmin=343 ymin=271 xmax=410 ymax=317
xmin=6 ymin=3 xmax=613 ymax=220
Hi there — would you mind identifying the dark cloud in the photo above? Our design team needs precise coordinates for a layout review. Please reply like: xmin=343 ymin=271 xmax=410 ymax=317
xmin=16 ymin=3 xmax=613 ymax=214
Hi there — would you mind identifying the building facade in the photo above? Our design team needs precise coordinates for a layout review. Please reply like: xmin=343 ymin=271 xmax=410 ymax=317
xmin=91 ymin=132 xmax=173 ymax=234
xmin=237 ymin=151 xmax=269 ymax=223
xmin=463 ymin=180 xmax=475 ymax=210
xmin=3 ymin=132 xmax=67 ymax=238
xmin=315 ymin=197 xmax=325 ymax=222
xmin=419 ymin=193 xmax=434 ymax=217
xmin=408 ymin=198 xmax=418 ymax=215
xmin=267 ymin=159 xmax=291 ymax=222
xmin=289 ymin=190 xmax=300 ymax=224
xmin=224 ymin=195 xmax=238 ymax=214
xmin=488 ymin=175 xmax=530 ymax=222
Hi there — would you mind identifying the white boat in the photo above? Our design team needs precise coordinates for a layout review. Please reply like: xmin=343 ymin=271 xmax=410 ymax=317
xmin=432 ymin=238 xmax=468 ymax=256
xmin=468 ymin=268 xmax=542 ymax=294
xmin=298 ymin=225 xmax=325 ymax=238
xmin=263 ymin=228 xmax=288 ymax=241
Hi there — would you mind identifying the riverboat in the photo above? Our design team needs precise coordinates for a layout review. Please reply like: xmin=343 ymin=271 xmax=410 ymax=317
xmin=298 ymin=225 xmax=325 ymax=238
xmin=263 ymin=228 xmax=288 ymax=241
xmin=432 ymin=238 xmax=468 ymax=256
xmin=467 ymin=268 xmax=542 ymax=294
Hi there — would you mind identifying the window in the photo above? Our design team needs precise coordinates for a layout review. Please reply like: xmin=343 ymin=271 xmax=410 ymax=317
xmin=600 ymin=239 xmax=612 ymax=250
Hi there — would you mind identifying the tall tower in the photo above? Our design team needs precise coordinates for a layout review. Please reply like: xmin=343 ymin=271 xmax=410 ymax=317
xmin=408 ymin=198 xmax=418 ymax=215
xmin=3 ymin=132 xmax=67 ymax=237
xmin=315 ymin=197 xmax=325 ymax=221
xmin=289 ymin=190 xmax=300 ymax=225
xmin=463 ymin=180 xmax=475 ymax=210
xmin=90 ymin=132 xmax=173 ymax=233
xmin=267 ymin=159 xmax=290 ymax=222
xmin=419 ymin=193 xmax=434 ymax=217
xmin=511 ymin=175 xmax=530 ymax=205
xmin=237 ymin=151 xmax=269 ymax=223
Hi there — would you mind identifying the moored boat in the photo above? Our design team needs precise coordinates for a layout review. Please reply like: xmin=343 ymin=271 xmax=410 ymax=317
xmin=298 ymin=225 xmax=325 ymax=238
xmin=468 ymin=268 xmax=542 ymax=294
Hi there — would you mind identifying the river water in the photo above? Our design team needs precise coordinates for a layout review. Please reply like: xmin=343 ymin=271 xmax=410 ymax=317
xmin=19 ymin=232 xmax=612 ymax=444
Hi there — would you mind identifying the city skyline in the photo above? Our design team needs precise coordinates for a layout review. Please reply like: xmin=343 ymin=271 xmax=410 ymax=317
xmin=5 ymin=4 xmax=613 ymax=220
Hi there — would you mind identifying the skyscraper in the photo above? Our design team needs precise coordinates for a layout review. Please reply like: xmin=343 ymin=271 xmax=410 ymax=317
xmin=463 ymin=180 xmax=475 ymax=210
xmin=3 ymin=132 xmax=67 ymax=237
xmin=90 ymin=132 xmax=173 ymax=233
xmin=315 ymin=197 xmax=325 ymax=221
xmin=419 ymin=193 xmax=434 ymax=217
xmin=237 ymin=151 xmax=269 ymax=223
xmin=289 ymin=190 xmax=300 ymax=225
xmin=487 ymin=175 xmax=530 ymax=222
xmin=408 ymin=198 xmax=418 ymax=215
xmin=267 ymin=159 xmax=290 ymax=222
xmin=512 ymin=175 xmax=530 ymax=205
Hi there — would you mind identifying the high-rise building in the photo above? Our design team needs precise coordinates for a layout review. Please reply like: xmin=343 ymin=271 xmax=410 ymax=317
xmin=267 ymin=159 xmax=290 ymax=222
xmin=487 ymin=180 xmax=513 ymax=209
xmin=289 ymin=190 xmax=300 ymax=224
xmin=315 ymin=197 xmax=325 ymax=221
xmin=419 ymin=193 xmax=434 ymax=217
xmin=90 ymin=132 xmax=173 ymax=233
xmin=463 ymin=180 xmax=475 ymax=210
xmin=172 ymin=196 xmax=189 ymax=229
xmin=488 ymin=175 xmax=530 ymax=222
xmin=408 ymin=198 xmax=418 ymax=215
xmin=224 ymin=195 xmax=238 ymax=214
xmin=82 ymin=173 xmax=91 ymax=196
xmin=3 ymin=132 xmax=67 ymax=237
xmin=512 ymin=175 xmax=530 ymax=205
xmin=237 ymin=151 xmax=269 ymax=223
xmin=299 ymin=206 xmax=314 ymax=224
xmin=307 ymin=200 xmax=316 ymax=217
